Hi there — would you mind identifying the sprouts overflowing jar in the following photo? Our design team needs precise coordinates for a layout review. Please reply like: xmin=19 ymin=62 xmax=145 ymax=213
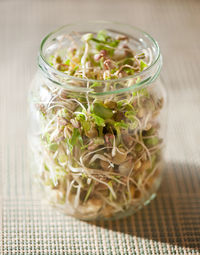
xmin=28 ymin=21 xmax=166 ymax=220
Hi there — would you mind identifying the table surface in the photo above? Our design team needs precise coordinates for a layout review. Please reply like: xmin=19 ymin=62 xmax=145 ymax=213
xmin=0 ymin=0 xmax=200 ymax=254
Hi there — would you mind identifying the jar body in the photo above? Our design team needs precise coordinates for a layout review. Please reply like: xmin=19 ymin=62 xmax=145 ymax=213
xmin=28 ymin=70 xmax=166 ymax=220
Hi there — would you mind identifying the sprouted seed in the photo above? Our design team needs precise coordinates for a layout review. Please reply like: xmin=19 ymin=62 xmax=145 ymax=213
xmin=31 ymin=29 xmax=164 ymax=220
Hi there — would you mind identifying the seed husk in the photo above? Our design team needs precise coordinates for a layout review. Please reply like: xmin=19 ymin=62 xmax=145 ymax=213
xmin=104 ymin=100 xmax=117 ymax=110
xmin=112 ymin=148 xmax=127 ymax=164
xmin=85 ymin=127 xmax=98 ymax=138
xmin=100 ymin=160 xmax=113 ymax=171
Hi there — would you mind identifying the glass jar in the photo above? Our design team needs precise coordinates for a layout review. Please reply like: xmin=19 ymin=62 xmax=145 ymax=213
xmin=28 ymin=21 xmax=166 ymax=220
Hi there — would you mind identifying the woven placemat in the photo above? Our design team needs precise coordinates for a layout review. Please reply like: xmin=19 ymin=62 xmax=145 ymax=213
xmin=1 ymin=163 xmax=200 ymax=254
xmin=1 ymin=0 xmax=200 ymax=254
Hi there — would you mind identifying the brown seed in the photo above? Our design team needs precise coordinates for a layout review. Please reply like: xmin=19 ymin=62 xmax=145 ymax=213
xmin=137 ymin=108 xmax=146 ymax=118
xmin=100 ymin=160 xmax=113 ymax=171
xmin=36 ymin=103 xmax=46 ymax=114
xmin=112 ymin=148 xmax=127 ymax=165
xmin=88 ymin=143 xmax=99 ymax=151
xmin=123 ymin=45 xmax=134 ymax=57
xmin=152 ymin=110 xmax=160 ymax=118
xmin=141 ymin=153 xmax=147 ymax=162
xmin=94 ymin=54 xmax=101 ymax=62
xmin=100 ymin=50 xmax=107 ymax=57
xmin=86 ymin=127 xmax=98 ymax=138
xmin=82 ymin=199 xmax=103 ymax=214
xmin=68 ymin=47 xmax=77 ymax=55
xmin=122 ymin=134 xmax=134 ymax=148
xmin=118 ymin=158 xmax=133 ymax=176
xmin=134 ymin=160 xmax=141 ymax=170
xmin=56 ymin=56 xmax=62 ymax=64
xmin=139 ymin=160 xmax=151 ymax=172
xmin=104 ymin=100 xmax=117 ymax=109
xmin=113 ymin=111 xmax=124 ymax=122
xmin=94 ymin=50 xmax=107 ymax=62
xmin=57 ymin=64 xmax=69 ymax=72
xmin=118 ymin=70 xmax=128 ymax=78
xmin=144 ymin=123 xmax=152 ymax=131
xmin=103 ymin=59 xmax=116 ymax=70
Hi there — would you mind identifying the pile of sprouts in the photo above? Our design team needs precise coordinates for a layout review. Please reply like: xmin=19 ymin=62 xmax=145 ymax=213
xmin=31 ymin=30 xmax=164 ymax=220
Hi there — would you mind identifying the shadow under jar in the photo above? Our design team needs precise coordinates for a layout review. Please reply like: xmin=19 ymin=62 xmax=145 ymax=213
xmin=28 ymin=21 xmax=167 ymax=220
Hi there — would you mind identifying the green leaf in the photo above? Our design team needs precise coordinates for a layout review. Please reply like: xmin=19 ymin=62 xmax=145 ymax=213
xmin=71 ymin=129 xmax=81 ymax=146
xmin=140 ymin=60 xmax=148 ymax=71
xmin=93 ymin=103 xmax=113 ymax=119
xmin=66 ymin=138 xmax=73 ymax=152
xmin=75 ymin=113 xmax=86 ymax=121
xmin=114 ymin=120 xmax=128 ymax=129
xmin=65 ymin=59 xmax=70 ymax=65
xmin=91 ymin=113 xmax=105 ymax=127
xmin=108 ymin=40 xmax=120 ymax=47
xmin=49 ymin=55 xmax=54 ymax=66
xmin=49 ymin=143 xmax=58 ymax=152
xmin=66 ymin=129 xmax=83 ymax=152
xmin=82 ymin=120 xmax=90 ymax=132
xmin=95 ymin=30 xmax=119 ymax=47
xmin=97 ymin=30 xmax=108 ymax=42
xmin=78 ymin=134 xmax=83 ymax=146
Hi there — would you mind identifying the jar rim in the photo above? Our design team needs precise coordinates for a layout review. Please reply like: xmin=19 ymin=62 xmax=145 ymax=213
xmin=39 ymin=21 xmax=161 ymax=93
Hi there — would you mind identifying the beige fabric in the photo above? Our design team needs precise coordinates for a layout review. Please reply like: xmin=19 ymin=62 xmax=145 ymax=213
xmin=0 ymin=0 xmax=200 ymax=254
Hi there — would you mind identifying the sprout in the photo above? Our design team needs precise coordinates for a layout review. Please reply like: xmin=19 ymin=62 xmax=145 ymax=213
xmin=49 ymin=29 xmax=149 ymax=80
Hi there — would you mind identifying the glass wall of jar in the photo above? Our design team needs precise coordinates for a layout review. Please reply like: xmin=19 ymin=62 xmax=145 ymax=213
xmin=28 ymin=21 xmax=167 ymax=220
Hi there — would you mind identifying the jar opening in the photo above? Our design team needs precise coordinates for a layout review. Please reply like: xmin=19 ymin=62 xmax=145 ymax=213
xmin=38 ymin=21 xmax=161 ymax=94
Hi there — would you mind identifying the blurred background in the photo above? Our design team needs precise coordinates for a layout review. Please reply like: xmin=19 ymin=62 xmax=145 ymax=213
xmin=0 ymin=0 xmax=200 ymax=254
